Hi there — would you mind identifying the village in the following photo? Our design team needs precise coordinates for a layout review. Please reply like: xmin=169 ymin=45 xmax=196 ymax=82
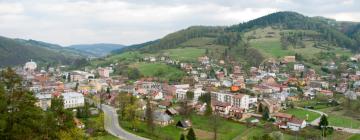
xmin=16 ymin=52 xmax=360 ymax=140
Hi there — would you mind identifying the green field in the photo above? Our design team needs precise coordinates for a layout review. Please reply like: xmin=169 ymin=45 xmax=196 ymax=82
xmin=247 ymin=27 xmax=352 ymax=59
xmin=161 ymin=47 xmax=206 ymax=61
xmin=283 ymin=108 xmax=321 ymax=122
xmin=348 ymin=134 xmax=360 ymax=140
xmin=92 ymin=134 xmax=119 ymax=140
xmin=131 ymin=62 xmax=185 ymax=81
xmin=318 ymin=107 xmax=360 ymax=128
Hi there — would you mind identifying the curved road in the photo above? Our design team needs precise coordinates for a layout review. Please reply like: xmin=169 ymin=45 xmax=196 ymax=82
xmin=101 ymin=104 xmax=149 ymax=140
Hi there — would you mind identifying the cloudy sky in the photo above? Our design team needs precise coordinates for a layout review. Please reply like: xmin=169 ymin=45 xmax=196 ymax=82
xmin=0 ymin=0 xmax=359 ymax=46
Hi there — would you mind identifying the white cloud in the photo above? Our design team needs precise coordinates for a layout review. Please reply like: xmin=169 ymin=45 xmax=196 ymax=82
xmin=0 ymin=0 xmax=359 ymax=46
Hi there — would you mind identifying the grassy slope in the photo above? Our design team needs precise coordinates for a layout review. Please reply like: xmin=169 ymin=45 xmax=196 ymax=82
xmin=130 ymin=62 xmax=185 ymax=80
xmin=318 ymin=107 xmax=360 ymax=128
xmin=283 ymin=108 xmax=321 ymax=122
xmin=246 ymin=27 xmax=352 ymax=59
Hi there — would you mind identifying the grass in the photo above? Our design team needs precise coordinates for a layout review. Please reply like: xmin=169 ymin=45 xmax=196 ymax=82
xmin=161 ymin=47 xmax=205 ymax=61
xmin=247 ymin=27 xmax=352 ymax=59
xmin=283 ymin=108 xmax=321 ymax=122
xmin=348 ymin=134 xmax=360 ymax=140
xmin=131 ymin=62 xmax=185 ymax=81
xmin=318 ymin=107 xmax=360 ymax=128
xmin=91 ymin=134 xmax=119 ymax=140
xmin=189 ymin=114 xmax=248 ymax=140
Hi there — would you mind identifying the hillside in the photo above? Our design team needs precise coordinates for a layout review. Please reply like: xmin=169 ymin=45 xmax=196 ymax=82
xmin=0 ymin=36 xmax=84 ymax=67
xmin=68 ymin=43 xmax=125 ymax=57
xmin=108 ymin=12 xmax=359 ymax=67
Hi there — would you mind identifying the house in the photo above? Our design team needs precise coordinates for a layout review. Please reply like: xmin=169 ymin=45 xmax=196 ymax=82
xmin=294 ymin=64 xmax=305 ymax=71
xmin=344 ymin=90 xmax=357 ymax=100
xmin=283 ymin=56 xmax=296 ymax=63
xmin=176 ymin=120 xmax=192 ymax=130
xmin=159 ymin=100 xmax=171 ymax=109
xmin=287 ymin=118 xmax=307 ymax=131
xmin=35 ymin=94 xmax=52 ymax=110
xmin=165 ymin=108 xmax=178 ymax=116
xmin=98 ymin=67 xmax=110 ymax=78
xmin=211 ymin=92 xmax=250 ymax=110
xmin=194 ymin=88 xmax=205 ymax=102
xmin=318 ymin=90 xmax=333 ymax=97
xmin=273 ymin=112 xmax=294 ymax=122
xmin=198 ymin=56 xmax=209 ymax=65
xmin=260 ymin=99 xmax=281 ymax=113
xmin=62 ymin=92 xmax=85 ymax=109
xmin=153 ymin=111 xmax=174 ymax=126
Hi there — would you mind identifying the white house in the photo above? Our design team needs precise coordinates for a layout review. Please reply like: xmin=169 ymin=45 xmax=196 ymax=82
xmin=211 ymin=91 xmax=250 ymax=110
xmin=287 ymin=118 xmax=307 ymax=131
xmin=194 ymin=88 xmax=206 ymax=102
xmin=62 ymin=92 xmax=85 ymax=109
xmin=294 ymin=64 xmax=305 ymax=71
xmin=176 ymin=88 xmax=188 ymax=100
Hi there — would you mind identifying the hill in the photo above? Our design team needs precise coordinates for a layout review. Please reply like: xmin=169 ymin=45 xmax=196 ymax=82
xmin=108 ymin=12 xmax=359 ymax=66
xmin=68 ymin=43 xmax=126 ymax=57
xmin=0 ymin=36 xmax=85 ymax=67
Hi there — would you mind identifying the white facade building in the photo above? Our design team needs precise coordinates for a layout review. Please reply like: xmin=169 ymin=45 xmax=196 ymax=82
xmin=62 ymin=92 xmax=85 ymax=109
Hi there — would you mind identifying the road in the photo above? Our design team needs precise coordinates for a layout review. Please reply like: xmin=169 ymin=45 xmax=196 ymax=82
xmin=296 ymin=107 xmax=360 ymax=134
xmin=101 ymin=104 xmax=149 ymax=140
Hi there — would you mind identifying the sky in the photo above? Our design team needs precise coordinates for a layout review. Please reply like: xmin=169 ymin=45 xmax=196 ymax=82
xmin=0 ymin=0 xmax=359 ymax=46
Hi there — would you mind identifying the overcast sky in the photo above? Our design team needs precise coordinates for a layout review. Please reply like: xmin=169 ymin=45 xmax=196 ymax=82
xmin=0 ymin=0 xmax=359 ymax=46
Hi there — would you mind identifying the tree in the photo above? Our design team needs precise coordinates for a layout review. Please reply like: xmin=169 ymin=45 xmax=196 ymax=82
xmin=180 ymin=133 xmax=185 ymax=140
xmin=319 ymin=115 xmax=329 ymax=137
xmin=210 ymin=113 xmax=221 ymax=140
xmin=204 ymin=102 xmax=212 ymax=116
xmin=128 ymin=68 xmax=141 ymax=80
xmin=186 ymin=128 xmax=196 ymax=140
xmin=74 ymin=82 xmax=79 ymax=91
xmin=145 ymin=99 xmax=155 ymax=134
xmin=67 ymin=73 xmax=71 ymax=82
xmin=263 ymin=107 xmax=270 ymax=120
xmin=186 ymin=91 xmax=194 ymax=101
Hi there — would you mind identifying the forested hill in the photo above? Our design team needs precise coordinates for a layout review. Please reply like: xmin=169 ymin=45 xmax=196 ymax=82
xmin=112 ymin=11 xmax=360 ymax=54
xmin=0 ymin=36 xmax=85 ymax=67
xmin=227 ymin=11 xmax=359 ymax=50
xmin=103 ymin=11 xmax=360 ymax=70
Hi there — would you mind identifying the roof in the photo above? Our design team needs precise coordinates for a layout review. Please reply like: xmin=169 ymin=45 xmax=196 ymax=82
xmin=273 ymin=112 xmax=293 ymax=119
xmin=62 ymin=92 xmax=84 ymax=99
xmin=154 ymin=111 xmax=172 ymax=122
xmin=288 ymin=118 xmax=305 ymax=125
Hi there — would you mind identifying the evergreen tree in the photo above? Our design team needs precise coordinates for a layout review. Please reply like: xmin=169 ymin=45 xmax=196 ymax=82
xmin=319 ymin=115 xmax=329 ymax=128
xmin=263 ymin=107 xmax=270 ymax=120
xmin=187 ymin=128 xmax=196 ymax=140
xmin=180 ymin=133 xmax=185 ymax=140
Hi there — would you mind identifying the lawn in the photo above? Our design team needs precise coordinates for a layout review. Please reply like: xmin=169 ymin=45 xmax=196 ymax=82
xmin=318 ymin=107 xmax=360 ymax=128
xmin=283 ymin=108 xmax=321 ymax=122
xmin=91 ymin=134 xmax=119 ymax=140
xmin=162 ymin=47 xmax=205 ymax=61
xmin=189 ymin=114 xmax=248 ymax=140
xmin=131 ymin=62 xmax=185 ymax=81
xmin=348 ymin=134 xmax=360 ymax=140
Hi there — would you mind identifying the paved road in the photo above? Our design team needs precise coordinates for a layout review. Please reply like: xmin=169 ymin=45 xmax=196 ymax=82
xmin=101 ymin=104 xmax=149 ymax=140
xmin=296 ymin=107 xmax=360 ymax=134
